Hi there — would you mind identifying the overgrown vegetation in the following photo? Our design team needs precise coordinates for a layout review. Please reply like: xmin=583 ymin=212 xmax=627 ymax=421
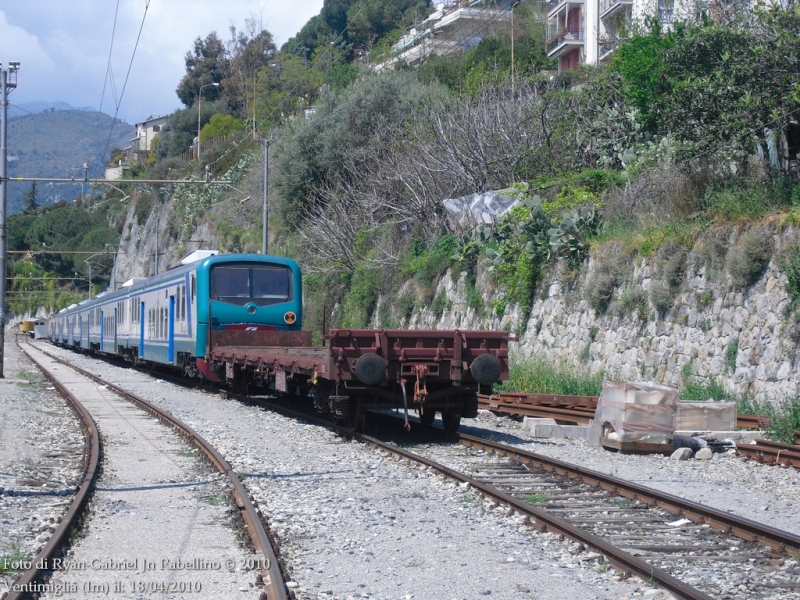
xmin=499 ymin=355 xmax=604 ymax=397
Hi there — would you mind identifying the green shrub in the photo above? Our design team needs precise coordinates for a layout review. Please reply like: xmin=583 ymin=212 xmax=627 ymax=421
xmin=648 ymin=280 xmax=672 ymax=315
xmin=782 ymin=246 xmax=800 ymax=310
xmin=618 ymin=286 xmax=649 ymax=321
xmin=680 ymin=379 xmax=729 ymax=402
xmin=725 ymin=337 xmax=739 ymax=372
xmin=726 ymin=227 xmax=773 ymax=287
xmin=466 ymin=282 xmax=483 ymax=311
xmin=431 ymin=289 xmax=451 ymax=318
xmin=399 ymin=234 xmax=458 ymax=286
xmin=585 ymin=246 xmax=628 ymax=314
xmin=340 ymin=262 xmax=383 ymax=328
xmin=397 ymin=292 xmax=416 ymax=322
xmin=134 ymin=193 xmax=155 ymax=226
xmin=500 ymin=355 xmax=603 ymax=396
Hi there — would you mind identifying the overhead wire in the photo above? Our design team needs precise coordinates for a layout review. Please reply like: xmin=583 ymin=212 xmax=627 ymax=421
xmin=9 ymin=2 xmax=517 ymax=261
xmin=100 ymin=0 xmax=152 ymax=164
xmin=6 ymin=0 xmax=152 ymax=260
xmin=98 ymin=0 xmax=123 ymax=116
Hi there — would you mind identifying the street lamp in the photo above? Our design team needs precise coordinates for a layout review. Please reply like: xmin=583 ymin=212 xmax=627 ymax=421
xmin=197 ymin=82 xmax=219 ymax=162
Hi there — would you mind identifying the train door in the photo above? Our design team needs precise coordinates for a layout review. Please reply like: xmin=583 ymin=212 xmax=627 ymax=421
xmin=100 ymin=310 xmax=104 ymax=351
xmin=113 ymin=307 xmax=118 ymax=354
xmin=168 ymin=295 xmax=175 ymax=364
xmin=139 ymin=302 xmax=145 ymax=358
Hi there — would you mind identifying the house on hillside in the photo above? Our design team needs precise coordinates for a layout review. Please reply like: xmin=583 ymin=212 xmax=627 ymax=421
xmin=105 ymin=114 xmax=167 ymax=180
xmin=375 ymin=1 xmax=515 ymax=71
xmin=131 ymin=115 xmax=167 ymax=160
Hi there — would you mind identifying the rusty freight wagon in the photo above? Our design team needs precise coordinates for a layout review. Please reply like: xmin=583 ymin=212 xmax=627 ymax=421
xmin=208 ymin=327 xmax=514 ymax=433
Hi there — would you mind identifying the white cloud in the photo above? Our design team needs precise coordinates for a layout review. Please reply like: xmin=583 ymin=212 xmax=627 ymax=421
xmin=0 ymin=0 xmax=323 ymax=122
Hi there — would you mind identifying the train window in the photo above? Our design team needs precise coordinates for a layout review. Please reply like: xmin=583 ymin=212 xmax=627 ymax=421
xmin=180 ymin=285 xmax=186 ymax=321
xmin=211 ymin=265 xmax=291 ymax=307
xmin=252 ymin=267 xmax=290 ymax=301
xmin=191 ymin=275 xmax=196 ymax=300
xmin=214 ymin=267 xmax=250 ymax=298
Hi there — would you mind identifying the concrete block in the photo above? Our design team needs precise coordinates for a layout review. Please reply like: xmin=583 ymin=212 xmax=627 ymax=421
xmin=523 ymin=417 xmax=588 ymax=439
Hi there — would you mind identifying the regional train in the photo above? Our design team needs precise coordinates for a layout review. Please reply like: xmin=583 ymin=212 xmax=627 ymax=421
xmin=49 ymin=251 xmax=303 ymax=380
xmin=48 ymin=250 xmax=512 ymax=434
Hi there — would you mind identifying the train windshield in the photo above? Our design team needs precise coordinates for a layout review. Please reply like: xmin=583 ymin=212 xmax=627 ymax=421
xmin=211 ymin=265 xmax=292 ymax=306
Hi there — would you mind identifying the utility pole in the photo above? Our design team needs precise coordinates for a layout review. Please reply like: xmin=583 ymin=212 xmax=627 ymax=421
xmin=0 ymin=61 xmax=20 ymax=378
xmin=262 ymin=139 xmax=270 ymax=254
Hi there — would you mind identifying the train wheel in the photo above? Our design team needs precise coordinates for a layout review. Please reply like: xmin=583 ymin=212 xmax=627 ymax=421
xmin=418 ymin=408 xmax=435 ymax=426
xmin=441 ymin=407 xmax=462 ymax=435
xmin=352 ymin=398 xmax=367 ymax=432
xmin=333 ymin=396 xmax=367 ymax=432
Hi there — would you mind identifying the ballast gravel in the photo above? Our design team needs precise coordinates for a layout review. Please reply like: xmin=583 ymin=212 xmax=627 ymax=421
xmin=22 ymin=339 xmax=800 ymax=599
xmin=4 ymin=340 xmax=259 ymax=599
xmin=0 ymin=336 xmax=84 ymax=592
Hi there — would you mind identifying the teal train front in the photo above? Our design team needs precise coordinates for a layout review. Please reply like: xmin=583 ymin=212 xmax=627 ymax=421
xmin=48 ymin=252 xmax=303 ymax=382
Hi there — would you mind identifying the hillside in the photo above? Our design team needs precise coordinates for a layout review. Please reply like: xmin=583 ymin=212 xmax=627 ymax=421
xmin=6 ymin=110 xmax=133 ymax=213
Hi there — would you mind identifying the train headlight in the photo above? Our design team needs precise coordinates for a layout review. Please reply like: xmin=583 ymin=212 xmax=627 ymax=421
xmin=247 ymin=305 xmax=257 ymax=315
xmin=284 ymin=311 xmax=297 ymax=324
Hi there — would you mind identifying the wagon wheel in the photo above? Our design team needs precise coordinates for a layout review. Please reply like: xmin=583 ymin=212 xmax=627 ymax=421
xmin=441 ymin=406 xmax=462 ymax=435
xmin=418 ymin=407 xmax=436 ymax=426
xmin=333 ymin=396 xmax=367 ymax=432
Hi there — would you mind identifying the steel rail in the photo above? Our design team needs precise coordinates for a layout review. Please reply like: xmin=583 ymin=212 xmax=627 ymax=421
xmin=457 ymin=433 xmax=800 ymax=555
xmin=737 ymin=438 xmax=800 ymax=469
xmin=352 ymin=429 xmax=714 ymax=600
xmin=19 ymin=343 xmax=288 ymax=600
xmin=479 ymin=392 xmax=789 ymax=434
xmin=123 ymin=384 xmax=800 ymax=599
xmin=5 ymin=341 xmax=101 ymax=600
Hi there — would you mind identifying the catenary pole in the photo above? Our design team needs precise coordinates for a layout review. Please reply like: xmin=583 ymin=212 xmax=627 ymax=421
xmin=262 ymin=139 xmax=270 ymax=254
xmin=0 ymin=63 xmax=19 ymax=378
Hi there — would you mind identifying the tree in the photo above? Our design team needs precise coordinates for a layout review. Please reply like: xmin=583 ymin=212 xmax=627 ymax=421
xmin=176 ymin=32 xmax=227 ymax=106
xmin=224 ymin=22 xmax=278 ymax=116
xmin=22 ymin=183 xmax=38 ymax=214
xmin=200 ymin=113 xmax=245 ymax=142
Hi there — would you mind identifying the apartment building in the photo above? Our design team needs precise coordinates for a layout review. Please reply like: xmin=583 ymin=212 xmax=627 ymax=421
xmin=546 ymin=0 xmax=679 ymax=71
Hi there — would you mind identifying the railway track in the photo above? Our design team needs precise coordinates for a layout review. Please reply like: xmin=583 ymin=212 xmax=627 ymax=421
xmin=25 ymin=341 xmax=800 ymax=598
xmin=737 ymin=438 xmax=800 ymax=469
xmin=366 ymin=422 xmax=800 ymax=600
xmin=2 ymin=343 xmax=100 ymax=600
xmin=209 ymin=389 xmax=800 ymax=599
xmin=6 ymin=340 xmax=287 ymax=600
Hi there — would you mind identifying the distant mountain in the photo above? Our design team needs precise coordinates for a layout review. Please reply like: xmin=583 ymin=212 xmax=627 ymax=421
xmin=6 ymin=110 xmax=134 ymax=214
xmin=9 ymin=101 xmax=95 ymax=119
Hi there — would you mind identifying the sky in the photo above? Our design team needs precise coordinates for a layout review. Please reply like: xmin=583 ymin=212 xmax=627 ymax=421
xmin=0 ymin=0 xmax=324 ymax=124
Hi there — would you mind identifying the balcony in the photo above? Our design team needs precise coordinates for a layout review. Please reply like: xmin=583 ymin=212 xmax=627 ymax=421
xmin=599 ymin=0 xmax=632 ymax=20
xmin=598 ymin=39 xmax=617 ymax=61
xmin=546 ymin=28 xmax=585 ymax=56
xmin=547 ymin=0 xmax=584 ymax=20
